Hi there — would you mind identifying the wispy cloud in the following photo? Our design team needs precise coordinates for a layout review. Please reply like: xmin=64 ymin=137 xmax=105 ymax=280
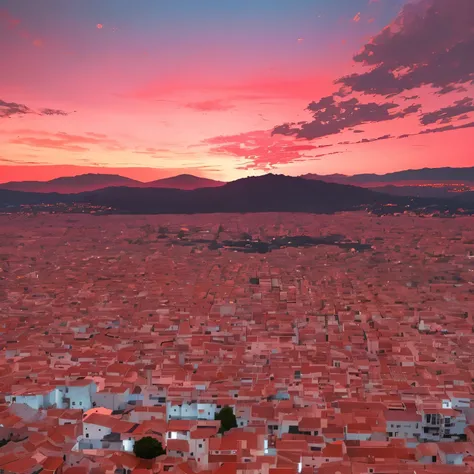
xmin=9 ymin=130 xmax=123 ymax=152
xmin=0 ymin=98 xmax=70 ymax=119
xmin=203 ymin=130 xmax=339 ymax=170
xmin=184 ymin=100 xmax=235 ymax=112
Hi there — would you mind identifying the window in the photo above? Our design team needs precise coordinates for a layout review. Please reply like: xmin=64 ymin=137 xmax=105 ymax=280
xmin=199 ymin=444 xmax=203 ymax=448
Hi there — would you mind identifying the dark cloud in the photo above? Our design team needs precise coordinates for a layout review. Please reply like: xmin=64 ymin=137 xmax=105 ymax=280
xmin=0 ymin=99 xmax=32 ymax=118
xmin=39 ymin=108 xmax=69 ymax=116
xmin=272 ymin=95 xmax=420 ymax=140
xmin=0 ymin=156 xmax=51 ymax=165
xmin=437 ymin=84 xmax=468 ymax=96
xmin=337 ymin=0 xmax=474 ymax=96
xmin=418 ymin=120 xmax=474 ymax=135
xmin=420 ymin=97 xmax=474 ymax=125
xmin=357 ymin=134 xmax=392 ymax=144
xmin=0 ymin=99 xmax=69 ymax=118
xmin=336 ymin=135 xmax=393 ymax=146
xmin=395 ymin=120 xmax=474 ymax=140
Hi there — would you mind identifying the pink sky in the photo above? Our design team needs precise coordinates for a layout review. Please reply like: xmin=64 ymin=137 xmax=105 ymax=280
xmin=1 ymin=0 xmax=473 ymax=183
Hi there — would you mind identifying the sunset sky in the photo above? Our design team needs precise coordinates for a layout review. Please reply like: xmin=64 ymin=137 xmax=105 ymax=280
xmin=1 ymin=0 xmax=473 ymax=183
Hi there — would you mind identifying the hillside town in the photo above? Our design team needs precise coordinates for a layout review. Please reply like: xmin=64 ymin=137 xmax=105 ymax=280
xmin=0 ymin=211 xmax=474 ymax=474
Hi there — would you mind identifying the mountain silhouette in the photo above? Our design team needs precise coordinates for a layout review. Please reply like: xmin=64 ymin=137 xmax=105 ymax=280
xmin=0 ymin=173 xmax=141 ymax=193
xmin=302 ymin=167 xmax=474 ymax=186
xmin=146 ymin=174 xmax=224 ymax=190
xmin=0 ymin=173 xmax=225 ymax=193
xmin=0 ymin=174 xmax=411 ymax=214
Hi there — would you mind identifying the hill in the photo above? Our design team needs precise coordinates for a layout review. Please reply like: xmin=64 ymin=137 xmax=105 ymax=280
xmin=302 ymin=167 xmax=474 ymax=187
xmin=0 ymin=173 xmax=142 ymax=194
xmin=0 ymin=174 xmax=411 ymax=214
xmin=145 ymin=174 xmax=225 ymax=190
xmin=0 ymin=173 xmax=226 ymax=193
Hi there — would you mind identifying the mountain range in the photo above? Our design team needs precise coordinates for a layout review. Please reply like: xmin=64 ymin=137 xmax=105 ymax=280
xmin=0 ymin=167 xmax=473 ymax=215
xmin=0 ymin=174 xmax=406 ymax=214
xmin=0 ymin=173 xmax=224 ymax=194
xmin=302 ymin=166 xmax=474 ymax=185
xmin=1 ymin=167 xmax=473 ymax=196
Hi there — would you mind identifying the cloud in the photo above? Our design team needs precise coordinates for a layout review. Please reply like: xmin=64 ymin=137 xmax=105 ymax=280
xmin=272 ymin=95 xmax=420 ymax=140
xmin=0 ymin=98 xmax=69 ymax=118
xmin=39 ymin=108 xmax=69 ymax=116
xmin=0 ymin=9 xmax=44 ymax=48
xmin=356 ymin=134 xmax=392 ymax=144
xmin=337 ymin=0 xmax=474 ymax=96
xmin=203 ymin=130 xmax=337 ymax=170
xmin=0 ymin=156 xmax=51 ymax=165
xmin=133 ymin=147 xmax=172 ymax=155
xmin=9 ymin=131 xmax=123 ymax=152
xmin=0 ymin=99 xmax=33 ymax=118
xmin=420 ymin=97 xmax=474 ymax=125
xmin=184 ymin=99 xmax=235 ymax=112
xmin=418 ymin=120 xmax=474 ymax=135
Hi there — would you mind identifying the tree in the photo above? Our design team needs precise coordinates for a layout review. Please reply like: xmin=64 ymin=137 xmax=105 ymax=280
xmin=133 ymin=436 xmax=165 ymax=459
xmin=215 ymin=406 xmax=238 ymax=434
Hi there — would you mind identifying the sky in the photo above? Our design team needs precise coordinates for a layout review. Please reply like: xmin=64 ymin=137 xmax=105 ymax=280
xmin=0 ymin=0 xmax=473 ymax=183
